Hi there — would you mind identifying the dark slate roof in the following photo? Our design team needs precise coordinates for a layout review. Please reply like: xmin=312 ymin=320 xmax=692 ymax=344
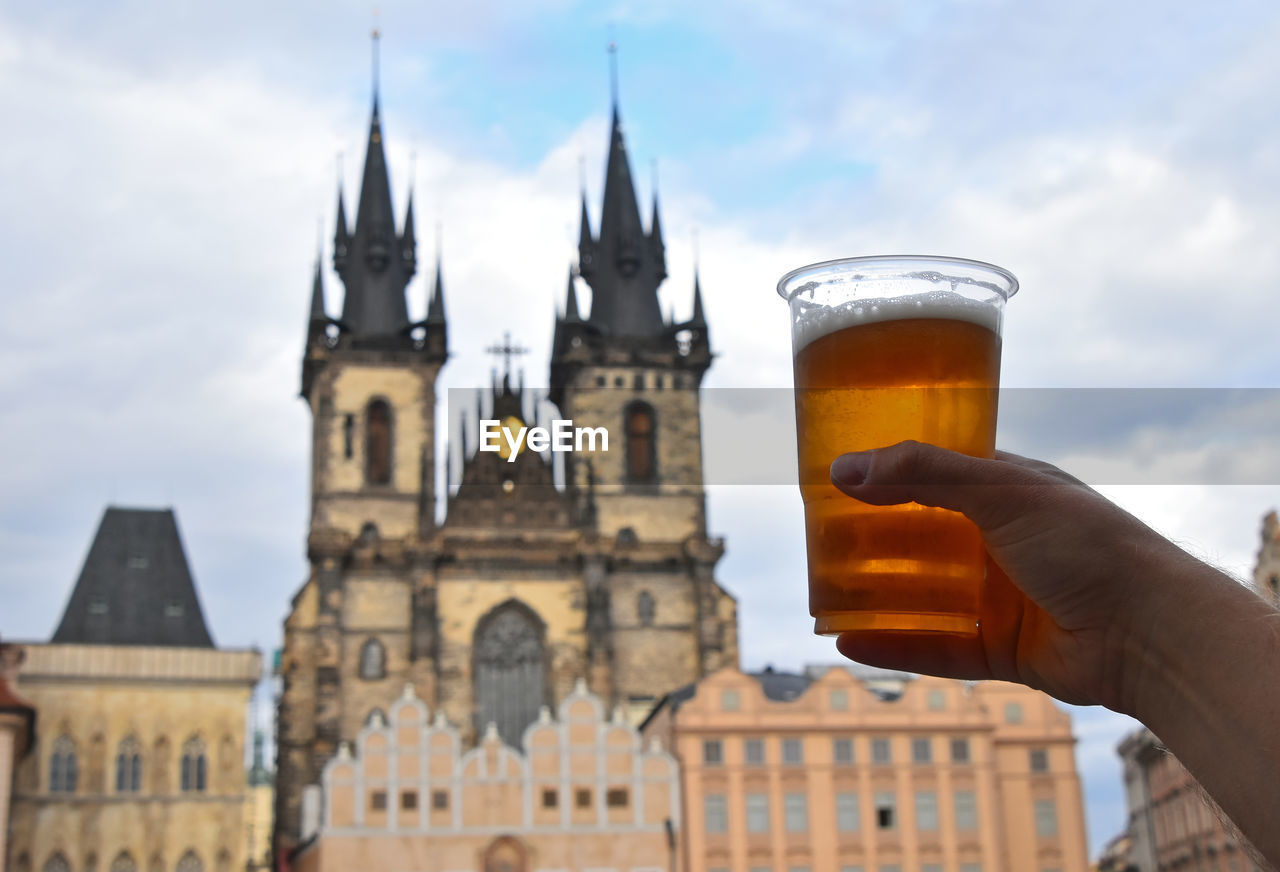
xmin=577 ymin=105 xmax=667 ymax=337
xmin=333 ymin=98 xmax=414 ymax=337
xmin=51 ymin=507 xmax=215 ymax=648
xmin=749 ymin=667 xmax=812 ymax=702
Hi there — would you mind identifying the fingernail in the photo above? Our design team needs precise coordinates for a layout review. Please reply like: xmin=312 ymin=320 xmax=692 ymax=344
xmin=831 ymin=452 xmax=871 ymax=487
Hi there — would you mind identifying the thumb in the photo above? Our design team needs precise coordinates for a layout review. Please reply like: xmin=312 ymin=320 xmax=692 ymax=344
xmin=830 ymin=440 xmax=1041 ymax=533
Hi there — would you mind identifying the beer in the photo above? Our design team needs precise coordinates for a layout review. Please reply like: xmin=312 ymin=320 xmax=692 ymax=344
xmin=779 ymin=256 xmax=1017 ymax=637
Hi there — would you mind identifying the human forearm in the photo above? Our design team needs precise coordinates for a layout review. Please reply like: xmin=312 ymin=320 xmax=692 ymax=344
xmin=1123 ymin=555 xmax=1280 ymax=867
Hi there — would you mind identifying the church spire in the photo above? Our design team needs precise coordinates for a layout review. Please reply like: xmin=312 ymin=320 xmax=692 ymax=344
xmin=427 ymin=248 xmax=447 ymax=325
xmin=309 ymin=252 xmax=327 ymax=327
xmin=690 ymin=269 xmax=706 ymax=328
xmin=332 ymin=30 xmax=412 ymax=338
xmin=577 ymin=45 xmax=665 ymax=337
xmin=649 ymin=183 xmax=667 ymax=282
xmin=564 ymin=266 xmax=581 ymax=322
xmin=401 ymin=188 xmax=417 ymax=279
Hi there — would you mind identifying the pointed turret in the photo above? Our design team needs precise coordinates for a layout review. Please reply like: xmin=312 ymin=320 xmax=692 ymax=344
xmin=427 ymin=252 xmax=447 ymax=325
xmin=649 ymin=189 xmax=667 ymax=282
xmin=308 ymin=255 xmax=327 ymax=327
xmin=331 ymin=38 xmax=412 ymax=339
xmin=576 ymin=98 xmax=665 ymax=337
xmin=564 ymin=267 xmax=581 ymax=322
xmin=333 ymin=185 xmax=350 ymax=274
xmin=401 ymin=189 xmax=417 ymax=279
xmin=577 ymin=193 xmax=596 ymax=279
xmin=690 ymin=269 xmax=706 ymax=328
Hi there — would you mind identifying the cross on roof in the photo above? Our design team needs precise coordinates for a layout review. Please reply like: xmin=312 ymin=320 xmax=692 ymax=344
xmin=485 ymin=331 xmax=529 ymax=378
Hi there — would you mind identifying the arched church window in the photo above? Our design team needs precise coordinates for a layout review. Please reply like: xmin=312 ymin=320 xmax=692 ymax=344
xmin=366 ymin=399 xmax=393 ymax=485
xmin=637 ymin=590 xmax=656 ymax=627
xmin=359 ymin=638 xmax=386 ymax=681
xmin=41 ymin=854 xmax=70 ymax=872
xmin=180 ymin=736 xmax=206 ymax=793
xmin=49 ymin=735 xmax=77 ymax=793
xmin=115 ymin=735 xmax=142 ymax=793
xmin=110 ymin=852 xmax=138 ymax=872
xmin=474 ymin=602 xmax=546 ymax=748
xmin=624 ymin=402 xmax=656 ymax=483
xmin=175 ymin=851 xmax=204 ymax=872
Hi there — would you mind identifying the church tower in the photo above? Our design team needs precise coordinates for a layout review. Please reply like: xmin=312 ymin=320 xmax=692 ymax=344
xmin=274 ymin=47 xmax=736 ymax=855
xmin=277 ymin=53 xmax=450 ymax=849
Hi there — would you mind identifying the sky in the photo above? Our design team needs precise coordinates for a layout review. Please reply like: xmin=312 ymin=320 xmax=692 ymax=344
xmin=3 ymin=0 xmax=1280 ymax=861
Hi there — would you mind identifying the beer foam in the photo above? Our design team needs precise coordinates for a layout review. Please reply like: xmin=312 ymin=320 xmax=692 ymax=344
xmin=792 ymin=291 xmax=1002 ymax=352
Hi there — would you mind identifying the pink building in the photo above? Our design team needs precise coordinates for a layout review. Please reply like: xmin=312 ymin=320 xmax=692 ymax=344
xmin=293 ymin=680 xmax=681 ymax=872
xmin=641 ymin=665 xmax=1089 ymax=872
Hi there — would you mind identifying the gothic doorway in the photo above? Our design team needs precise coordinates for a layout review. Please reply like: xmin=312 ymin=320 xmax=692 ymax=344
xmin=473 ymin=600 xmax=547 ymax=748
xmin=481 ymin=836 xmax=528 ymax=872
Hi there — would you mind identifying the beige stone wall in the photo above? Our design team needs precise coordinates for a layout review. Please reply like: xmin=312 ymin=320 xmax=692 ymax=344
xmin=7 ymin=644 xmax=260 ymax=872
xmin=311 ymin=360 xmax=440 ymax=539
xmin=646 ymin=667 xmax=1089 ymax=872
xmin=561 ymin=368 xmax=707 ymax=541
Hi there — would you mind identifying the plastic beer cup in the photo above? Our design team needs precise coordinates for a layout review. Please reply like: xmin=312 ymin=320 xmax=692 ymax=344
xmin=777 ymin=256 xmax=1018 ymax=636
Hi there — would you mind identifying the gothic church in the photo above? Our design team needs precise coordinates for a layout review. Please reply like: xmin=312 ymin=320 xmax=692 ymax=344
xmin=275 ymin=71 xmax=739 ymax=850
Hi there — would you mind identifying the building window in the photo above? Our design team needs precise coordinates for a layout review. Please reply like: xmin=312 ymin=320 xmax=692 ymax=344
xmin=871 ymin=737 xmax=891 ymax=765
xmin=915 ymin=790 xmax=939 ymax=830
xmin=575 ymin=788 xmax=592 ymax=809
xmin=1004 ymin=702 xmax=1023 ymax=724
xmin=541 ymin=788 xmax=557 ymax=808
xmin=703 ymin=739 xmax=724 ymax=765
xmin=624 ymin=401 xmax=657 ymax=483
xmin=370 ymin=790 xmax=387 ymax=811
xmin=607 ymin=788 xmax=629 ymax=808
xmin=784 ymin=793 xmax=808 ymax=832
xmin=115 ymin=736 xmax=142 ymax=793
xmin=840 ymin=867 xmax=864 ymax=872
xmin=432 ymin=790 xmax=449 ymax=810
xmin=365 ymin=398 xmax=393 ymax=485
xmin=955 ymin=790 xmax=978 ymax=830
xmin=833 ymin=738 xmax=854 ymax=765
xmin=474 ymin=600 xmax=547 ymax=749
xmin=180 ymin=736 xmax=207 ymax=793
xmin=911 ymin=737 xmax=932 ymax=764
xmin=401 ymin=790 xmax=418 ymax=810
xmin=720 ymin=689 xmax=740 ymax=712
xmin=922 ymin=865 xmax=943 ymax=872
xmin=343 ymin=413 xmax=355 ymax=459
xmin=110 ymin=852 xmax=138 ymax=872
xmin=175 ymin=851 xmax=203 ymax=872
xmin=41 ymin=855 xmax=71 ymax=872
xmin=705 ymin=794 xmax=728 ymax=833
xmin=358 ymin=638 xmax=386 ymax=681
xmin=1029 ymin=748 xmax=1049 ymax=773
xmin=879 ymin=867 xmax=901 ymax=872
xmin=1034 ymin=799 xmax=1058 ymax=837
xmin=829 ymin=689 xmax=849 ymax=710
xmin=782 ymin=737 xmax=804 ymax=765
xmin=927 ymin=689 xmax=945 ymax=710
xmin=746 ymin=793 xmax=770 ymax=833
xmin=951 ymin=737 xmax=970 ymax=764
xmin=875 ymin=792 xmax=896 ymax=829
xmin=960 ymin=865 xmax=982 ymax=872
xmin=48 ymin=735 xmax=78 ymax=794
xmin=836 ymin=792 xmax=860 ymax=832
xmin=637 ymin=590 xmax=656 ymax=626
xmin=745 ymin=738 xmax=765 ymax=766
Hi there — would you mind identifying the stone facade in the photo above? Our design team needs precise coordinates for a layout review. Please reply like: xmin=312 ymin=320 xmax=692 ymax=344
xmin=6 ymin=643 xmax=261 ymax=872
xmin=291 ymin=681 xmax=679 ymax=872
xmin=1251 ymin=511 xmax=1280 ymax=606
xmin=1117 ymin=728 xmax=1265 ymax=872
xmin=642 ymin=666 xmax=1091 ymax=872
xmin=274 ymin=86 xmax=737 ymax=855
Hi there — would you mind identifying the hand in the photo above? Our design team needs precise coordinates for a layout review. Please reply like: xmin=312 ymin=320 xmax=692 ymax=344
xmin=829 ymin=441 xmax=1205 ymax=712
